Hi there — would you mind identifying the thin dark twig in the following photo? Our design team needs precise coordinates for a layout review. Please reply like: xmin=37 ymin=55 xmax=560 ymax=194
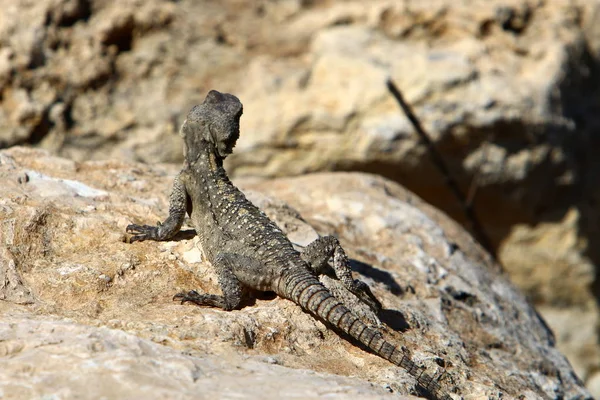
xmin=386 ymin=78 xmax=495 ymax=255
xmin=466 ymin=170 xmax=480 ymax=207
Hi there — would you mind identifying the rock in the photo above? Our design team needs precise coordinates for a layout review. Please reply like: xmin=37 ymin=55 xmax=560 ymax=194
xmin=0 ymin=313 xmax=392 ymax=400
xmin=536 ymin=305 xmax=600 ymax=383
xmin=1 ymin=0 xmax=600 ymax=394
xmin=0 ymin=147 xmax=591 ymax=399
xmin=587 ymin=372 xmax=600 ymax=400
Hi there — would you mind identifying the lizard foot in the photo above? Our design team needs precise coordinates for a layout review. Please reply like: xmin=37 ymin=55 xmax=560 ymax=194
xmin=126 ymin=223 xmax=159 ymax=242
xmin=173 ymin=290 xmax=203 ymax=304
xmin=173 ymin=290 xmax=230 ymax=310
xmin=351 ymin=280 xmax=383 ymax=312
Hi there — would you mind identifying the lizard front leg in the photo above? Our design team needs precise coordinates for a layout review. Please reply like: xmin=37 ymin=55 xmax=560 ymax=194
xmin=127 ymin=172 xmax=189 ymax=242
xmin=302 ymin=236 xmax=382 ymax=312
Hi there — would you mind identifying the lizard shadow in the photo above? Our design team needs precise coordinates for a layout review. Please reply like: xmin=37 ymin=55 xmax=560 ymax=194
xmin=348 ymin=258 xmax=410 ymax=333
xmin=379 ymin=309 xmax=410 ymax=332
xmin=348 ymin=258 xmax=404 ymax=295
xmin=171 ymin=229 xmax=198 ymax=241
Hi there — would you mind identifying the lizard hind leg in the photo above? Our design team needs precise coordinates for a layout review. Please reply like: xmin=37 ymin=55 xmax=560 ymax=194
xmin=174 ymin=252 xmax=244 ymax=311
xmin=301 ymin=235 xmax=382 ymax=312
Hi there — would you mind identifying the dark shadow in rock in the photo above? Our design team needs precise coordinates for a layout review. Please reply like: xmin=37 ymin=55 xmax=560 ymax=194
xmin=240 ymin=294 xmax=258 ymax=308
xmin=254 ymin=291 xmax=277 ymax=301
xmin=563 ymin=46 xmax=600 ymax=311
xmin=445 ymin=286 xmax=479 ymax=307
xmin=337 ymin=42 xmax=600 ymax=313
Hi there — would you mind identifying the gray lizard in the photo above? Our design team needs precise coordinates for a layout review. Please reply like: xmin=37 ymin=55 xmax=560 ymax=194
xmin=126 ymin=90 xmax=454 ymax=400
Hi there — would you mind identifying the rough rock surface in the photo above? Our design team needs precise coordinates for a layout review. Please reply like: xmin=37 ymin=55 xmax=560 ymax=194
xmin=0 ymin=0 xmax=599 ymax=387
xmin=0 ymin=314 xmax=393 ymax=400
xmin=0 ymin=147 xmax=591 ymax=399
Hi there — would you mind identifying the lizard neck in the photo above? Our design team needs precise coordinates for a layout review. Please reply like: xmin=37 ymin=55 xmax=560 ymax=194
xmin=187 ymin=142 xmax=242 ymax=207
xmin=188 ymin=142 xmax=229 ymax=184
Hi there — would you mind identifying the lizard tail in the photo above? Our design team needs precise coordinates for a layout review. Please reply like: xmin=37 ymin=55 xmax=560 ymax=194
xmin=278 ymin=269 xmax=452 ymax=400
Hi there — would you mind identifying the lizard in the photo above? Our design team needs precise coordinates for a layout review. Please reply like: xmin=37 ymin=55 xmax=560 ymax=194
xmin=126 ymin=90 xmax=455 ymax=400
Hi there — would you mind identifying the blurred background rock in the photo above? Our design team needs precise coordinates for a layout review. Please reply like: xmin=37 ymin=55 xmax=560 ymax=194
xmin=1 ymin=0 xmax=599 ymax=394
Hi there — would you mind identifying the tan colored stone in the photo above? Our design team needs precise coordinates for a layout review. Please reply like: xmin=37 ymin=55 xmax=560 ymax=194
xmin=0 ymin=313 xmax=394 ymax=400
xmin=0 ymin=0 xmax=599 ymax=395
xmin=0 ymin=147 xmax=591 ymax=399
xmin=537 ymin=305 xmax=600 ymax=382
xmin=500 ymin=208 xmax=592 ymax=306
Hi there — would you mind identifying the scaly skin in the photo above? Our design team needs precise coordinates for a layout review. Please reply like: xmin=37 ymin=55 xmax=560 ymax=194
xmin=126 ymin=90 xmax=454 ymax=400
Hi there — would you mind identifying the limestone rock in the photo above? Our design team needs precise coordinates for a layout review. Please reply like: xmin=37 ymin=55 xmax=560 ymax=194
xmin=0 ymin=313 xmax=392 ymax=400
xmin=0 ymin=147 xmax=591 ymax=399
xmin=1 ymin=0 xmax=600 ymax=394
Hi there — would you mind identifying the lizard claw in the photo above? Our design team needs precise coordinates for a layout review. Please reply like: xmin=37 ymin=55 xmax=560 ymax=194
xmin=126 ymin=223 xmax=158 ymax=243
xmin=352 ymin=280 xmax=382 ymax=312
xmin=173 ymin=290 xmax=231 ymax=309
xmin=173 ymin=290 xmax=201 ymax=304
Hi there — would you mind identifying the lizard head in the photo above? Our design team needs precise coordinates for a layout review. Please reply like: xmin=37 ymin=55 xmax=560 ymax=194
xmin=180 ymin=90 xmax=243 ymax=160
